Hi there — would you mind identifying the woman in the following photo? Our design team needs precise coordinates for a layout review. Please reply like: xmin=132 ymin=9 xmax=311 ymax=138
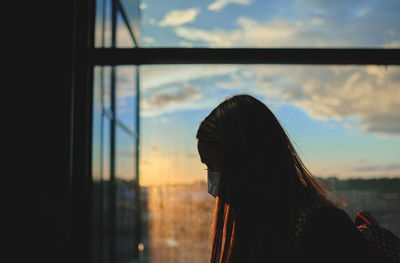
xmin=196 ymin=94 xmax=377 ymax=263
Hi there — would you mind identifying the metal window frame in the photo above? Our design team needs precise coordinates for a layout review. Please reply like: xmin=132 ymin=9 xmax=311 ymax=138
xmin=91 ymin=47 xmax=400 ymax=66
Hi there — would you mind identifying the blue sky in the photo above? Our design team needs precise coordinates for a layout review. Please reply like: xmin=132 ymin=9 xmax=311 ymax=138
xmin=137 ymin=64 xmax=400 ymax=185
xmin=139 ymin=0 xmax=400 ymax=47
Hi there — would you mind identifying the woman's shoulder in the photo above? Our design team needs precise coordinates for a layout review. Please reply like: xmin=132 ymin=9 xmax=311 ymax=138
xmin=296 ymin=199 xmax=349 ymax=237
xmin=298 ymin=200 xmax=378 ymax=263
xmin=298 ymin=199 xmax=363 ymax=244
xmin=306 ymin=202 xmax=352 ymax=227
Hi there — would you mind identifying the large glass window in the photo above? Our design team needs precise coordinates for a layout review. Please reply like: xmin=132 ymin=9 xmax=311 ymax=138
xmin=91 ymin=1 xmax=400 ymax=263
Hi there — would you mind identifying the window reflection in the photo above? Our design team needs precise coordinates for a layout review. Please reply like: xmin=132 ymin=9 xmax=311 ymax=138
xmin=92 ymin=65 xmax=140 ymax=263
xmin=116 ymin=66 xmax=137 ymax=132
xmin=92 ymin=66 xmax=103 ymax=263
xmin=95 ymin=0 xmax=139 ymax=48
xmin=117 ymin=13 xmax=136 ymax=48
xmin=120 ymin=0 xmax=141 ymax=44
xmin=102 ymin=117 xmax=111 ymax=263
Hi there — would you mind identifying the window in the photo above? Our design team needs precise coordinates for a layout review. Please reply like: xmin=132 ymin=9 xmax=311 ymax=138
xmin=90 ymin=1 xmax=400 ymax=263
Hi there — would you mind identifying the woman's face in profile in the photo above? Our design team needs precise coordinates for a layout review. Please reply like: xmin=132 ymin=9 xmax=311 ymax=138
xmin=197 ymin=140 xmax=224 ymax=173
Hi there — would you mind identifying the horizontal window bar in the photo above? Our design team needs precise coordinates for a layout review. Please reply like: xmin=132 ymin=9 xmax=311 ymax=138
xmin=91 ymin=48 xmax=400 ymax=65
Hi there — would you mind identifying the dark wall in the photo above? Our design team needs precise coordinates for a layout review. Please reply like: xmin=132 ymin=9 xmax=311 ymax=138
xmin=34 ymin=2 xmax=74 ymax=263
xmin=21 ymin=0 xmax=94 ymax=262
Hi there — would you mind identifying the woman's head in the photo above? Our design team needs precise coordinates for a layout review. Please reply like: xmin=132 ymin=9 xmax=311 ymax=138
xmin=196 ymin=94 xmax=338 ymax=262
xmin=197 ymin=94 xmax=321 ymax=208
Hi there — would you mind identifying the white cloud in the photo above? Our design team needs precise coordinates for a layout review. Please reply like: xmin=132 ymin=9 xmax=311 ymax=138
xmin=208 ymin=0 xmax=251 ymax=11
xmin=140 ymin=64 xmax=400 ymax=135
xmin=140 ymin=65 xmax=242 ymax=117
xmin=384 ymin=41 xmax=400 ymax=48
xmin=175 ymin=17 xmax=353 ymax=47
xmin=159 ymin=8 xmax=200 ymax=27
xmin=143 ymin=36 xmax=156 ymax=45
xmin=140 ymin=65 xmax=237 ymax=90
xmin=140 ymin=3 xmax=147 ymax=10
xmin=247 ymin=65 xmax=400 ymax=136
xmin=139 ymin=3 xmax=147 ymax=10
xmin=173 ymin=0 xmax=400 ymax=48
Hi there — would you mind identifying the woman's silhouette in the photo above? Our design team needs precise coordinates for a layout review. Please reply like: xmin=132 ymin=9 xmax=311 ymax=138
xmin=196 ymin=94 xmax=377 ymax=263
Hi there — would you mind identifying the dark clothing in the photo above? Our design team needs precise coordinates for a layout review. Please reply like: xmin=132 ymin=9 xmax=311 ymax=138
xmin=300 ymin=206 xmax=379 ymax=263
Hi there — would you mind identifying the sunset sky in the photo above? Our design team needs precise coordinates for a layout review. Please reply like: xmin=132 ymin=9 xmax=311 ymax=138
xmin=96 ymin=0 xmax=400 ymax=186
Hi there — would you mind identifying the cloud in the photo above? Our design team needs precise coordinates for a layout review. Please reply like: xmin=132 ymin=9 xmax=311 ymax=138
xmin=141 ymin=82 xmax=204 ymax=116
xmin=143 ymin=36 xmax=156 ymax=45
xmin=139 ymin=65 xmax=243 ymax=117
xmin=140 ymin=65 xmax=237 ymax=90
xmin=159 ymin=8 xmax=200 ymax=27
xmin=140 ymin=64 xmax=400 ymax=135
xmin=100 ymin=66 xmax=137 ymax=113
xmin=250 ymin=65 xmax=400 ymax=135
xmin=353 ymin=164 xmax=400 ymax=173
xmin=143 ymin=85 xmax=201 ymax=106
xmin=384 ymin=41 xmax=400 ymax=48
xmin=172 ymin=0 xmax=400 ymax=48
xmin=208 ymin=0 xmax=251 ymax=11
xmin=139 ymin=3 xmax=147 ymax=10
xmin=175 ymin=17 xmax=354 ymax=47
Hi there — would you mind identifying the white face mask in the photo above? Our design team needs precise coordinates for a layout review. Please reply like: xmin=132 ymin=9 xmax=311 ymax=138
xmin=207 ymin=170 xmax=222 ymax=198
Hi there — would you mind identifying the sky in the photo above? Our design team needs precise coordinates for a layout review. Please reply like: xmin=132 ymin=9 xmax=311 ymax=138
xmin=139 ymin=0 xmax=400 ymax=48
xmin=138 ymin=65 xmax=400 ymax=186
xmin=94 ymin=0 xmax=400 ymax=186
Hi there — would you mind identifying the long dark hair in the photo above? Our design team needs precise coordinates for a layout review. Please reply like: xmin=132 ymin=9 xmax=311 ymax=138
xmin=196 ymin=94 xmax=343 ymax=263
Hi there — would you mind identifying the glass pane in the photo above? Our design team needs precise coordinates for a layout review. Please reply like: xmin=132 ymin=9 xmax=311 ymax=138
xmin=103 ymin=66 xmax=112 ymax=112
xmin=92 ymin=67 xmax=103 ymax=263
xmin=116 ymin=66 xmax=137 ymax=132
xmin=117 ymin=12 xmax=136 ymax=48
xmin=120 ymin=0 xmax=141 ymax=45
xmin=95 ymin=0 xmax=104 ymax=47
xmin=140 ymin=64 xmax=400 ymax=262
xmin=115 ymin=127 xmax=139 ymax=263
xmin=102 ymin=116 xmax=112 ymax=263
xmin=116 ymin=127 xmax=136 ymax=181
xmin=95 ymin=0 xmax=112 ymax=48
xmin=141 ymin=0 xmax=400 ymax=48
xmin=95 ymin=0 xmax=138 ymax=48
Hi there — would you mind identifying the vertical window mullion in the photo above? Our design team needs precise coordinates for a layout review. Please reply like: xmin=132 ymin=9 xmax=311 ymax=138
xmin=134 ymin=66 xmax=141 ymax=259
xmin=109 ymin=0 xmax=117 ymax=261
